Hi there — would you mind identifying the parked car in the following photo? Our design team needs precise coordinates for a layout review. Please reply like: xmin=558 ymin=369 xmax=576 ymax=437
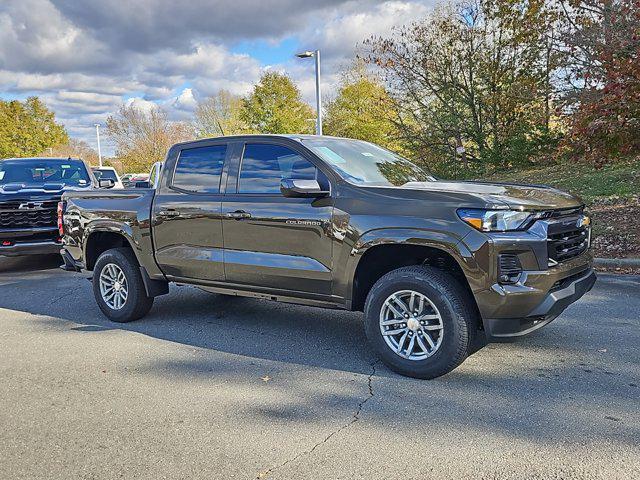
xmin=133 ymin=162 xmax=162 ymax=188
xmin=59 ymin=135 xmax=595 ymax=379
xmin=132 ymin=173 xmax=149 ymax=185
xmin=122 ymin=173 xmax=150 ymax=188
xmin=0 ymin=157 xmax=93 ymax=257
xmin=92 ymin=167 xmax=123 ymax=189
xmin=121 ymin=174 xmax=135 ymax=187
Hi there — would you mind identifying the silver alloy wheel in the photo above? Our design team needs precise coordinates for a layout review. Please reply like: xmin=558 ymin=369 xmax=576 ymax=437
xmin=99 ymin=263 xmax=128 ymax=310
xmin=379 ymin=290 xmax=444 ymax=361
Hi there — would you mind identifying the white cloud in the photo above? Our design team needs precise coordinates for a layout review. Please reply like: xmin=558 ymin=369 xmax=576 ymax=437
xmin=0 ymin=0 xmax=112 ymax=74
xmin=306 ymin=1 xmax=431 ymax=60
xmin=172 ymin=88 xmax=198 ymax=112
xmin=124 ymin=97 xmax=158 ymax=114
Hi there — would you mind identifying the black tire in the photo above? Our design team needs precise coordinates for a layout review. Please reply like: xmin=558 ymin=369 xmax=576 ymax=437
xmin=93 ymin=248 xmax=154 ymax=323
xmin=364 ymin=266 xmax=475 ymax=379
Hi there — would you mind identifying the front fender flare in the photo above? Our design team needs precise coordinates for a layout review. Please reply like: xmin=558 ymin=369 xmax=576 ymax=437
xmin=339 ymin=227 xmax=483 ymax=305
xmin=352 ymin=227 xmax=469 ymax=257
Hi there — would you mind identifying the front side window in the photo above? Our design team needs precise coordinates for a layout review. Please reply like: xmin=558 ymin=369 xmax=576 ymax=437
xmin=239 ymin=144 xmax=316 ymax=194
xmin=172 ymin=145 xmax=227 ymax=193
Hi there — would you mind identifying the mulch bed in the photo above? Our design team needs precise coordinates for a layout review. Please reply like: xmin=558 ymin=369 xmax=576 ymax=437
xmin=590 ymin=195 xmax=640 ymax=274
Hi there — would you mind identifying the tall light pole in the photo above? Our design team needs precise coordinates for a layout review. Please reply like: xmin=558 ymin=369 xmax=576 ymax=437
xmin=296 ymin=50 xmax=322 ymax=135
xmin=95 ymin=124 xmax=102 ymax=167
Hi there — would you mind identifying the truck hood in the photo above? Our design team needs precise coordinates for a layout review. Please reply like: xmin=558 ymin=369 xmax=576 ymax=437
xmin=0 ymin=183 xmax=92 ymax=202
xmin=400 ymin=180 xmax=582 ymax=210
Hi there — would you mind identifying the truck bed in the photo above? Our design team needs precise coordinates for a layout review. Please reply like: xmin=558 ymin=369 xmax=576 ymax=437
xmin=62 ymin=188 xmax=159 ymax=275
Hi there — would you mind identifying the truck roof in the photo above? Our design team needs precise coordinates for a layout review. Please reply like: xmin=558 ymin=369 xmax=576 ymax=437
xmin=1 ymin=157 xmax=84 ymax=162
xmin=170 ymin=134 xmax=358 ymax=149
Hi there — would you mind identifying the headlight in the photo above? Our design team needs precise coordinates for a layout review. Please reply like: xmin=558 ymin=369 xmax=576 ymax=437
xmin=457 ymin=208 xmax=534 ymax=232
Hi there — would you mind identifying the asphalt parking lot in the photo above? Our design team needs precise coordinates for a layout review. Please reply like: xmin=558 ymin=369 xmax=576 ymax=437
xmin=1 ymin=254 xmax=638 ymax=480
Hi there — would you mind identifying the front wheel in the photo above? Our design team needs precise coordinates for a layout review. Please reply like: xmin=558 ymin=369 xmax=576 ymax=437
xmin=93 ymin=248 xmax=154 ymax=323
xmin=364 ymin=266 xmax=475 ymax=379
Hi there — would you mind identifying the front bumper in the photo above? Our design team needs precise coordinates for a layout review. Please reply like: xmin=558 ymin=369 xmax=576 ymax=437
xmin=1 ymin=225 xmax=62 ymax=257
xmin=460 ymin=209 xmax=596 ymax=339
xmin=482 ymin=267 xmax=596 ymax=338
xmin=0 ymin=240 xmax=62 ymax=257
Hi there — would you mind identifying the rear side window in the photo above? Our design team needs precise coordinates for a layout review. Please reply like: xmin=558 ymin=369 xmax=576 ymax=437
xmin=173 ymin=145 xmax=227 ymax=193
xmin=239 ymin=144 xmax=316 ymax=194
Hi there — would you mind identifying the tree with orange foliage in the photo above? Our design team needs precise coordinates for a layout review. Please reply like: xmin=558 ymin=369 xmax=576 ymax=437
xmin=558 ymin=0 xmax=640 ymax=165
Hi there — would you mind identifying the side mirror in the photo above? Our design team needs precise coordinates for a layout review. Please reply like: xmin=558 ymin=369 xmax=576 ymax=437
xmin=98 ymin=179 xmax=115 ymax=189
xmin=135 ymin=181 xmax=151 ymax=188
xmin=280 ymin=179 xmax=329 ymax=198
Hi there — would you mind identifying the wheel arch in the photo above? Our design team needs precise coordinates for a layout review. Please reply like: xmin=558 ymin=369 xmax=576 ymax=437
xmin=83 ymin=222 xmax=138 ymax=271
xmin=349 ymin=229 xmax=480 ymax=314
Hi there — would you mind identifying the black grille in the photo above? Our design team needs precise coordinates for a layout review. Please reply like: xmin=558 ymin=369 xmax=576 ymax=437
xmin=0 ymin=201 xmax=58 ymax=229
xmin=545 ymin=206 xmax=584 ymax=218
xmin=547 ymin=218 xmax=589 ymax=264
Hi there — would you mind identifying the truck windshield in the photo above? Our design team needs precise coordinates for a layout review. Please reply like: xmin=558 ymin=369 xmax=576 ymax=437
xmin=0 ymin=159 xmax=91 ymax=187
xmin=302 ymin=138 xmax=434 ymax=187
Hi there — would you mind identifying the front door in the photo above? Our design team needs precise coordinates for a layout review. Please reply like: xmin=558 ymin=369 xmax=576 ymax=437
xmin=222 ymin=142 xmax=334 ymax=295
xmin=152 ymin=142 xmax=229 ymax=281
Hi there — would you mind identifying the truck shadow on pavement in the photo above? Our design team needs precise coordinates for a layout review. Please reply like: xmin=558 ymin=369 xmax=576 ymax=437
xmin=1 ymin=256 xmax=639 ymax=448
xmin=0 ymin=253 xmax=62 ymax=274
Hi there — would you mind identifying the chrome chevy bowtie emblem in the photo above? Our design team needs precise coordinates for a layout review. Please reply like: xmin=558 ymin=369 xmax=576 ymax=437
xmin=18 ymin=202 xmax=43 ymax=210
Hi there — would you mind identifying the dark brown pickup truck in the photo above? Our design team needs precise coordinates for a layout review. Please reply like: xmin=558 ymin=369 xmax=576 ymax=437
xmin=59 ymin=135 xmax=596 ymax=378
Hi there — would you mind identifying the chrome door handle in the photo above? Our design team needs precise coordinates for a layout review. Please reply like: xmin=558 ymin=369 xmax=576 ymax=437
xmin=159 ymin=209 xmax=179 ymax=217
xmin=226 ymin=210 xmax=252 ymax=220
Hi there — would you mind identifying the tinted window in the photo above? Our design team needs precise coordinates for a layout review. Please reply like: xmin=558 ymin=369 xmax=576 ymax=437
xmin=239 ymin=144 xmax=316 ymax=194
xmin=173 ymin=145 xmax=227 ymax=193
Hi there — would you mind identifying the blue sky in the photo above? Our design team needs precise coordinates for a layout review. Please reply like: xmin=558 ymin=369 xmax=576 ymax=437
xmin=231 ymin=37 xmax=302 ymax=65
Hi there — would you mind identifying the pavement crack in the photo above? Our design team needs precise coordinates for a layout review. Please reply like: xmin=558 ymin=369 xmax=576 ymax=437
xmin=48 ymin=289 xmax=76 ymax=306
xmin=256 ymin=361 xmax=378 ymax=479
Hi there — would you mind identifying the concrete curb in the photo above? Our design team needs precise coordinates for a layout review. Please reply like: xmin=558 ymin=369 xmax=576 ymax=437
xmin=594 ymin=257 xmax=640 ymax=268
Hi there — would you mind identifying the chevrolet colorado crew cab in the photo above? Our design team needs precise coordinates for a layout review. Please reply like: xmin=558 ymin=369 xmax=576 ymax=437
xmin=0 ymin=157 xmax=93 ymax=256
xmin=59 ymin=135 xmax=596 ymax=379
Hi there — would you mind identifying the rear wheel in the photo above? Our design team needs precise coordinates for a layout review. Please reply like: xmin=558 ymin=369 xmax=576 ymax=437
xmin=93 ymin=248 xmax=153 ymax=322
xmin=364 ymin=266 xmax=474 ymax=379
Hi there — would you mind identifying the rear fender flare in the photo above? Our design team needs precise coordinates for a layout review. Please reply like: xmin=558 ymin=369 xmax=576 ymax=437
xmin=83 ymin=220 xmax=140 ymax=267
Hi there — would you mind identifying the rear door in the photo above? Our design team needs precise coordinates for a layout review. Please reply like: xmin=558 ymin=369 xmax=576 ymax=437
xmin=151 ymin=141 xmax=231 ymax=281
xmin=221 ymin=140 xmax=334 ymax=295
